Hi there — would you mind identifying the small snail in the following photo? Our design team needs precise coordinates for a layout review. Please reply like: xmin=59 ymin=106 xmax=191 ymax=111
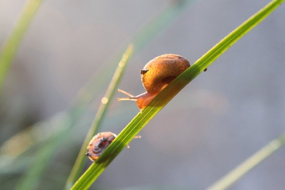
xmin=86 ymin=132 xmax=141 ymax=162
xmin=118 ymin=54 xmax=191 ymax=109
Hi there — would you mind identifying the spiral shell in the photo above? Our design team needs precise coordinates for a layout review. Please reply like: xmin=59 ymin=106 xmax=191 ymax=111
xmin=86 ymin=132 xmax=117 ymax=162
xmin=118 ymin=54 xmax=190 ymax=109
xmin=141 ymin=54 xmax=190 ymax=94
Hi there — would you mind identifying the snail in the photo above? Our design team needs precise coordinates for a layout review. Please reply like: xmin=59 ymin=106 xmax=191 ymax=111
xmin=86 ymin=132 xmax=141 ymax=162
xmin=118 ymin=54 xmax=191 ymax=109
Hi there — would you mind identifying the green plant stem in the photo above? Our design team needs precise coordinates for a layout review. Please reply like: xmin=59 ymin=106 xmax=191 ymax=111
xmin=65 ymin=45 xmax=133 ymax=189
xmin=14 ymin=134 xmax=63 ymax=190
xmin=66 ymin=1 xmax=196 ymax=187
xmin=71 ymin=1 xmax=284 ymax=189
xmin=0 ymin=0 xmax=192 ymax=172
xmin=1 ymin=0 xmax=195 ymax=187
xmin=206 ymin=132 xmax=285 ymax=190
xmin=75 ymin=0 xmax=196 ymax=105
xmin=132 ymin=0 xmax=196 ymax=52
xmin=0 ymin=0 xmax=42 ymax=92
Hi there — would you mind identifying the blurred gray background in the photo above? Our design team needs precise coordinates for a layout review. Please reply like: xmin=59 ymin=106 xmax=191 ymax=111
xmin=0 ymin=0 xmax=285 ymax=189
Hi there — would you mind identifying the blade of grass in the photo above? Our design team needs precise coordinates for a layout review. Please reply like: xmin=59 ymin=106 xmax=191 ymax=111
xmin=0 ymin=0 xmax=196 ymax=159
xmin=14 ymin=113 xmax=73 ymax=190
xmin=65 ymin=1 xmax=197 ymax=187
xmin=206 ymin=132 xmax=285 ymax=190
xmin=0 ymin=0 xmax=43 ymax=92
xmin=65 ymin=44 xmax=133 ymax=189
xmin=73 ymin=0 xmax=196 ymax=102
xmin=13 ymin=45 xmax=133 ymax=189
xmin=14 ymin=133 xmax=63 ymax=190
xmin=71 ymin=0 xmax=284 ymax=189
xmin=14 ymin=45 xmax=133 ymax=190
xmin=132 ymin=0 xmax=196 ymax=52
xmin=1 ymin=0 xmax=196 ymax=186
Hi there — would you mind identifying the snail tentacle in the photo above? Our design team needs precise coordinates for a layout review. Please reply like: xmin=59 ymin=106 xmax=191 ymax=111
xmin=117 ymin=89 xmax=138 ymax=101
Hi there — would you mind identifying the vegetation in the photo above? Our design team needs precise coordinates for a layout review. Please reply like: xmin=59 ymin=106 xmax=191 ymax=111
xmin=0 ymin=0 xmax=284 ymax=189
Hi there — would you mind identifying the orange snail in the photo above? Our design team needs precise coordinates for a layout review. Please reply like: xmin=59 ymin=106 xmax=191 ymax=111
xmin=86 ymin=132 xmax=141 ymax=162
xmin=118 ymin=54 xmax=191 ymax=109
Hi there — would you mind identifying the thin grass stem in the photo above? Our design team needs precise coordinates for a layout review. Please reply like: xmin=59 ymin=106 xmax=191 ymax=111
xmin=206 ymin=132 xmax=285 ymax=190
xmin=0 ymin=0 xmax=42 ymax=92
xmin=65 ymin=44 xmax=134 ymax=189
xmin=70 ymin=1 xmax=284 ymax=189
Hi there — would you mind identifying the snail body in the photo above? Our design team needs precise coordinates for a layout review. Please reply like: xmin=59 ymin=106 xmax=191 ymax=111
xmin=86 ymin=132 xmax=141 ymax=162
xmin=118 ymin=54 xmax=190 ymax=109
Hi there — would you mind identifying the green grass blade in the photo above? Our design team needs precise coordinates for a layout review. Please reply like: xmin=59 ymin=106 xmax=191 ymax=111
xmin=65 ymin=45 xmax=134 ymax=189
xmin=13 ymin=113 xmax=73 ymax=190
xmin=0 ymin=0 xmax=195 ymax=160
xmin=0 ymin=0 xmax=42 ymax=92
xmin=14 ymin=45 xmax=133 ymax=190
xmin=206 ymin=133 xmax=285 ymax=190
xmin=132 ymin=0 xmax=196 ymax=52
xmin=71 ymin=1 xmax=284 ymax=189
xmin=73 ymin=0 xmax=196 ymax=102
xmin=1 ymin=0 xmax=195 ymax=186
xmin=14 ymin=135 xmax=63 ymax=190
xmin=66 ymin=1 xmax=197 ymax=187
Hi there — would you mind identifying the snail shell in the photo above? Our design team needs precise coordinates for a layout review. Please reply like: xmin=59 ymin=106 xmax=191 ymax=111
xmin=141 ymin=54 xmax=190 ymax=94
xmin=86 ymin=132 xmax=117 ymax=162
xmin=118 ymin=54 xmax=190 ymax=109
xmin=86 ymin=132 xmax=141 ymax=162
